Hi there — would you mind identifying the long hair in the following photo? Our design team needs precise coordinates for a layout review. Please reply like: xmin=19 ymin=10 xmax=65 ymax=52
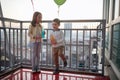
xmin=31 ymin=11 xmax=42 ymax=27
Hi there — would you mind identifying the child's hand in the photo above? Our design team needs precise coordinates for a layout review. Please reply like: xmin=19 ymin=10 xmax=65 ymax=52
xmin=51 ymin=40 xmax=57 ymax=45
xmin=36 ymin=35 xmax=41 ymax=40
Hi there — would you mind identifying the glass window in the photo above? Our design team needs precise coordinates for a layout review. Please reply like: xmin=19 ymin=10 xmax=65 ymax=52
xmin=112 ymin=0 xmax=115 ymax=20
xmin=105 ymin=27 xmax=109 ymax=50
xmin=114 ymin=0 xmax=119 ymax=19
xmin=119 ymin=0 xmax=120 ymax=16
xmin=106 ymin=0 xmax=110 ymax=23
xmin=111 ymin=23 xmax=120 ymax=71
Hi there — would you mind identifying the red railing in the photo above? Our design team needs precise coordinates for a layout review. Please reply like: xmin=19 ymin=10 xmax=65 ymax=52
xmin=1 ymin=68 xmax=110 ymax=80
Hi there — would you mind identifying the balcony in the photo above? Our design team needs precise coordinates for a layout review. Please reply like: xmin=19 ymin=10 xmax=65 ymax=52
xmin=0 ymin=17 xmax=110 ymax=80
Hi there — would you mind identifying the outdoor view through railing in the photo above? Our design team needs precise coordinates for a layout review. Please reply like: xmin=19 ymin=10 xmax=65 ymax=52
xmin=0 ymin=18 xmax=106 ymax=76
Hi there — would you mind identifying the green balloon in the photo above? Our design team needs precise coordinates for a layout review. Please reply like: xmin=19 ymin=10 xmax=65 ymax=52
xmin=54 ymin=0 xmax=66 ymax=6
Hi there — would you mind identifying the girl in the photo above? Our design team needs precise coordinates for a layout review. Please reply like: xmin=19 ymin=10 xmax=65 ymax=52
xmin=28 ymin=11 xmax=44 ymax=72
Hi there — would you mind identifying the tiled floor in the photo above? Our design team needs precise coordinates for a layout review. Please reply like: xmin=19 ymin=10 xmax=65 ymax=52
xmin=1 ymin=68 xmax=110 ymax=80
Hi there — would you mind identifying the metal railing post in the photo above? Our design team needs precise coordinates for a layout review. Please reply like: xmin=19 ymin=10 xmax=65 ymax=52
xmin=20 ymin=22 xmax=23 ymax=67
xmin=101 ymin=20 xmax=106 ymax=76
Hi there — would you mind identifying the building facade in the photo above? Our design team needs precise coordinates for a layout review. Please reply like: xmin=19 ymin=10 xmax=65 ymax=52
xmin=103 ymin=0 xmax=120 ymax=80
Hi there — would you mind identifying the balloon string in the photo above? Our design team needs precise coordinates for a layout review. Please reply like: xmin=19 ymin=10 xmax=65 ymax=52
xmin=31 ymin=0 xmax=35 ymax=11
xmin=58 ymin=6 xmax=60 ymax=17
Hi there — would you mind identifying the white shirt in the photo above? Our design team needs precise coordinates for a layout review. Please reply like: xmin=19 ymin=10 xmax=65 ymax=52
xmin=50 ymin=29 xmax=65 ymax=48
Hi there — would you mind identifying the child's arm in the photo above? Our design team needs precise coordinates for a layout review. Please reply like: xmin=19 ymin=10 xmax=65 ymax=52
xmin=28 ymin=25 xmax=33 ymax=38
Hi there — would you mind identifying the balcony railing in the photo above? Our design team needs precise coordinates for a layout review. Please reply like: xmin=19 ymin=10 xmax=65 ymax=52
xmin=0 ymin=17 xmax=106 ymax=77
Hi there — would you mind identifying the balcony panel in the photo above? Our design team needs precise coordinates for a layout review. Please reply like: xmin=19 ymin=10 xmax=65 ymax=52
xmin=0 ymin=18 xmax=107 ymax=79
xmin=0 ymin=68 xmax=110 ymax=80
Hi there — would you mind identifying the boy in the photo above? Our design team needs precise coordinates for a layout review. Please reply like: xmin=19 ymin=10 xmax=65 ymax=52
xmin=50 ymin=18 xmax=67 ymax=74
